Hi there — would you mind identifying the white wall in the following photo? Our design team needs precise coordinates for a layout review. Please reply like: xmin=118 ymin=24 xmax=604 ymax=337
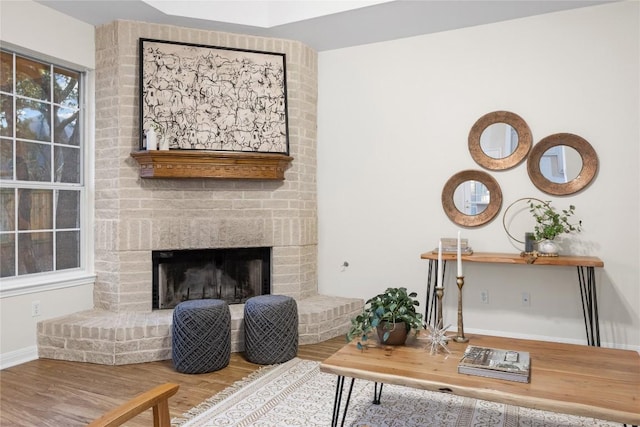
xmin=0 ymin=0 xmax=96 ymax=368
xmin=317 ymin=1 xmax=640 ymax=350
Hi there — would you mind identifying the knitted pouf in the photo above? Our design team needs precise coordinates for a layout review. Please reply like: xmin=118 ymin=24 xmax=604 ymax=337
xmin=172 ymin=299 xmax=231 ymax=374
xmin=244 ymin=295 xmax=299 ymax=364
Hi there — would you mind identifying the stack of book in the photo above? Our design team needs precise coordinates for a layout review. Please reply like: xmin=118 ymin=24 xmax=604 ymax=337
xmin=458 ymin=345 xmax=531 ymax=383
xmin=432 ymin=238 xmax=473 ymax=255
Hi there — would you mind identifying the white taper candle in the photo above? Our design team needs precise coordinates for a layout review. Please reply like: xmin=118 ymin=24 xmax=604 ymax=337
xmin=438 ymin=240 xmax=443 ymax=287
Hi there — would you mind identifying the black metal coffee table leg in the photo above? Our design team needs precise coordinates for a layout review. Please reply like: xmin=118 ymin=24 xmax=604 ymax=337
xmin=373 ymin=382 xmax=384 ymax=404
xmin=331 ymin=375 xmax=355 ymax=427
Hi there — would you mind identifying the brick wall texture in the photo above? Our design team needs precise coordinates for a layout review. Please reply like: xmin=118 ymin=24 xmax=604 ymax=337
xmin=94 ymin=20 xmax=319 ymax=312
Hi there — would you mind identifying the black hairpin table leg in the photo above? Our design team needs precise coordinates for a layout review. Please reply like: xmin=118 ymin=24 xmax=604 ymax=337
xmin=577 ymin=266 xmax=600 ymax=346
xmin=373 ymin=382 xmax=384 ymax=404
xmin=331 ymin=375 xmax=355 ymax=427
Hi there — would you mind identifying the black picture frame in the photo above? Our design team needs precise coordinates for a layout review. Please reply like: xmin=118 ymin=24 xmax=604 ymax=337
xmin=139 ymin=38 xmax=289 ymax=155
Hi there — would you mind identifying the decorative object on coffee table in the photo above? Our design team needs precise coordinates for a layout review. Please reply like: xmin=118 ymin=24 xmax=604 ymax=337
xmin=347 ymin=287 xmax=423 ymax=350
xmin=458 ymin=345 xmax=531 ymax=383
xmin=244 ymin=294 xmax=299 ymax=364
xmin=172 ymin=299 xmax=231 ymax=374
xmin=420 ymin=321 xmax=451 ymax=355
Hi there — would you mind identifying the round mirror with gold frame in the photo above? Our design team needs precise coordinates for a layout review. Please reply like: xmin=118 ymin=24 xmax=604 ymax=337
xmin=468 ymin=111 xmax=532 ymax=170
xmin=527 ymin=133 xmax=598 ymax=196
xmin=442 ymin=170 xmax=503 ymax=227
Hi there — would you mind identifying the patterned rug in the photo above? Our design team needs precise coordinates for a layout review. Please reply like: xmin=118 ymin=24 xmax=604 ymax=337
xmin=171 ymin=358 xmax=618 ymax=427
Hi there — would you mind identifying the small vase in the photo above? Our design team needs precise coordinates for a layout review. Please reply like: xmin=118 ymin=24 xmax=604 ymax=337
xmin=159 ymin=136 xmax=170 ymax=151
xmin=537 ymin=239 xmax=559 ymax=255
xmin=376 ymin=321 xmax=408 ymax=345
xmin=146 ymin=128 xmax=157 ymax=150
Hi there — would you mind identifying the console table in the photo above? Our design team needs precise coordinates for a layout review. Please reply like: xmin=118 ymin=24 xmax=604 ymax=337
xmin=420 ymin=252 xmax=604 ymax=346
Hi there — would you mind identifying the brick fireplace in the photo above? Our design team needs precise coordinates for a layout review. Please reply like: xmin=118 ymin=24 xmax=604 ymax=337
xmin=36 ymin=20 xmax=363 ymax=365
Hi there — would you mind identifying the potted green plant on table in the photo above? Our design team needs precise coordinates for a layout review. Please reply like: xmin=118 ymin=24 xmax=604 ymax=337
xmin=528 ymin=200 xmax=582 ymax=255
xmin=347 ymin=287 xmax=423 ymax=350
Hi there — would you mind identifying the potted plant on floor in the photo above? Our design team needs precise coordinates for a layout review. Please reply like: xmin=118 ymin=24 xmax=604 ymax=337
xmin=347 ymin=287 xmax=424 ymax=349
xmin=528 ymin=200 xmax=582 ymax=255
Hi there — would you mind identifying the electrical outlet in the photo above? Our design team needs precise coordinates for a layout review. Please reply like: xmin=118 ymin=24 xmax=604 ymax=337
xmin=521 ymin=292 xmax=531 ymax=306
xmin=31 ymin=300 xmax=41 ymax=317
xmin=480 ymin=290 xmax=489 ymax=304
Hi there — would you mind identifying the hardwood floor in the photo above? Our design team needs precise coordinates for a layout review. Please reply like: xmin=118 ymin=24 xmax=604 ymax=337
xmin=0 ymin=336 xmax=347 ymax=426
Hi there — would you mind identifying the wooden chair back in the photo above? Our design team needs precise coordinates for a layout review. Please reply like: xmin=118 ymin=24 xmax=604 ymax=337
xmin=87 ymin=383 xmax=179 ymax=427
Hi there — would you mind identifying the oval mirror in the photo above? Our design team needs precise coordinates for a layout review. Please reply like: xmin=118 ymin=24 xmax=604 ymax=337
xmin=442 ymin=170 xmax=503 ymax=227
xmin=469 ymin=111 xmax=532 ymax=170
xmin=527 ymin=133 xmax=598 ymax=195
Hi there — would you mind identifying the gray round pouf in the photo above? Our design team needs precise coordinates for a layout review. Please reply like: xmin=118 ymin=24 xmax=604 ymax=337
xmin=172 ymin=299 xmax=231 ymax=374
xmin=244 ymin=295 xmax=298 ymax=364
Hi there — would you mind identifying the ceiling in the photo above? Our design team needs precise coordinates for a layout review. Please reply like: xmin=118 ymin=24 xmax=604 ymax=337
xmin=34 ymin=0 xmax=615 ymax=52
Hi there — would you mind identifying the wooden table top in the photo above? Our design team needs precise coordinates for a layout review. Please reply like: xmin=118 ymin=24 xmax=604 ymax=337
xmin=420 ymin=251 xmax=604 ymax=268
xmin=319 ymin=334 xmax=638 ymax=424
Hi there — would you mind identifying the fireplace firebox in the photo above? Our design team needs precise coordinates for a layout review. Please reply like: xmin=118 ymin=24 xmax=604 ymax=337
xmin=152 ymin=247 xmax=271 ymax=309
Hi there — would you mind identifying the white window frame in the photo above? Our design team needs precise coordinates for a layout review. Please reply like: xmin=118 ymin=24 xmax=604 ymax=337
xmin=0 ymin=45 xmax=95 ymax=298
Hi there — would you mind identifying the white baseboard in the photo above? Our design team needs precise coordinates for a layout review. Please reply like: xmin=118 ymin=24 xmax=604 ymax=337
xmin=0 ymin=346 xmax=38 ymax=370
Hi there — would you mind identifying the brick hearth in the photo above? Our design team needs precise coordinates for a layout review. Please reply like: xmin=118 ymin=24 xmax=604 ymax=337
xmin=38 ymin=295 xmax=362 ymax=365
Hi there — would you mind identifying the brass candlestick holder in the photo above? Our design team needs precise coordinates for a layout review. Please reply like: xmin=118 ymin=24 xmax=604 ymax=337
xmin=453 ymin=276 xmax=469 ymax=343
xmin=435 ymin=286 xmax=444 ymax=329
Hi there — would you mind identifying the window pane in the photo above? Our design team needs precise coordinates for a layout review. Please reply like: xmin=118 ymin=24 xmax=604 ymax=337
xmin=3 ymin=50 xmax=84 ymax=281
xmin=0 ymin=51 xmax=13 ymax=93
xmin=54 ymin=106 xmax=79 ymax=146
xmin=16 ymin=98 xmax=51 ymax=142
xmin=0 ymin=233 xmax=15 ymax=277
xmin=18 ymin=188 xmax=52 ymax=230
xmin=0 ymin=138 xmax=12 ymax=179
xmin=16 ymin=140 xmax=51 ymax=181
xmin=56 ymin=230 xmax=79 ymax=270
xmin=54 ymin=146 xmax=80 ymax=183
xmin=55 ymin=190 xmax=79 ymax=229
xmin=0 ymin=188 xmax=15 ymax=231
xmin=18 ymin=231 xmax=52 ymax=274
xmin=15 ymin=56 xmax=50 ymax=101
xmin=0 ymin=93 xmax=13 ymax=137
xmin=54 ymin=67 xmax=79 ymax=108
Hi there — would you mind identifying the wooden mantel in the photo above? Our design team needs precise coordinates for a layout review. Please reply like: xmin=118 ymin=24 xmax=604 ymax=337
xmin=130 ymin=150 xmax=293 ymax=180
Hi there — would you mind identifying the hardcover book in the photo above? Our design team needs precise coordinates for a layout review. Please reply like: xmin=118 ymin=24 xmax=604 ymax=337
xmin=441 ymin=237 xmax=469 ymax=247
xmin=458 ymin=345 xmax=531 ymax=383
xmin=432 ymin=237 xmax=473 ymax=254
xmin=432 ymin=247 xmax=474 ymax=255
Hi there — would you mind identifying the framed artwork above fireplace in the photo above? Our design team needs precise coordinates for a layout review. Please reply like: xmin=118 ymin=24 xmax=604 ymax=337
xmin=139 ymin=38 xmax=289 ymax=155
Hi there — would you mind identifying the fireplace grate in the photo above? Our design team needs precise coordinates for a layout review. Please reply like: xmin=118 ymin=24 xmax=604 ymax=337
xmin=152 ymin=247 xmax=271 ymax=309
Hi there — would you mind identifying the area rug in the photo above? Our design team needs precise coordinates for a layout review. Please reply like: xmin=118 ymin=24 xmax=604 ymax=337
xmin=171 ymin=358 xmax=618 ymax=427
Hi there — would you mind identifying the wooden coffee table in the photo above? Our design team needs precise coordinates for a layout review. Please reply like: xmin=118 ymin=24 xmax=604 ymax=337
xmin=319 ymin=333 xmax=639 ymax=426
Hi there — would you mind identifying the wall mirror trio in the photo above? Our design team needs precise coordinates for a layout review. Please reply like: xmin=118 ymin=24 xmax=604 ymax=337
xmin=443 ymin=111 xmax=599 ymax=227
